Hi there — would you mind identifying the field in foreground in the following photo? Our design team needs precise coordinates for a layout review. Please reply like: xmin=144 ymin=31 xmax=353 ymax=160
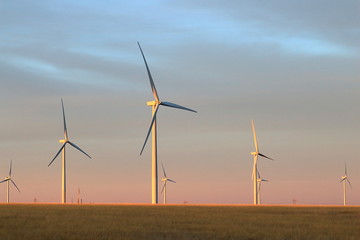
xmin=0 ymin=204 xmax=359 ymax=240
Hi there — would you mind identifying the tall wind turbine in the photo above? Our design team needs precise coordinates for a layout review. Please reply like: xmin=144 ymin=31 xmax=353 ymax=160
xmin=138 ymin=42 xmax=196 ymax=204
xmin=48 ymin=99 xmax=91 ymax=204
xmin=161 ymin=163 xmax=176 ymax=204
xmin=339 ymin=163 xmax=352 ymax=206
xmin=0 ymin=160 xmax=20 ymax=203
xmin=251 ymin=120 xmax=273 ymax=205
xmin=256 ymin=169 xmax=268 ymax=205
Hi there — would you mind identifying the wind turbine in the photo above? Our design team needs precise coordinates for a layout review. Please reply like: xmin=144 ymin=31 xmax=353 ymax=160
xmin=48 ymin=99 xmax=91 ymax=204
xmin=138 ymin=42 xmax=197 ymax=204
xmin=161 ymin=163 xmax=176 ymax=204
xmin=0 ymin=160 xmax=20 ymax=203
xmin=251 ymin=120 xmax=273 ymax=205
xmin=339 ymin=163 xmax=352 ymax=206
xmin=256 ymin=169 xmax=268 ymax=205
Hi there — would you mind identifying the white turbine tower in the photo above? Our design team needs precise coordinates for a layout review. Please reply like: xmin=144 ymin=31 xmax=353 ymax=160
xmin=138 ymin=42 xmax=196 ymax=204
xmin=256 ymin=169 xmax=268 ymax=205
xmin=48 ymin=99 xmax=91 ymax=204
xmin=0 ymin=160 xmax=20 ymax=203
xmin=251 ymin=120 xmax=273 ymax=205
xmin=339 ymin=163 xmax=352 ymax=206
xmin=161 ymin=163 xmax=176 ymax=204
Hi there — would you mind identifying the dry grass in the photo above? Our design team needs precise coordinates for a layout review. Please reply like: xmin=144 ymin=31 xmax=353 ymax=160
xmin=0 ymin=204 xmax=359 ymax=240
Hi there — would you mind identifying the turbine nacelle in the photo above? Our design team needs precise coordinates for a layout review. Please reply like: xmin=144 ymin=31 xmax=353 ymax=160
xmin=147 ymin=101 xmax=160 ymax=106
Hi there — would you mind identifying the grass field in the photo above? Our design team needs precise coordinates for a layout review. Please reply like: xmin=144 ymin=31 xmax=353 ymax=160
xmin=0 ymin=204 xmax=359 ymax=240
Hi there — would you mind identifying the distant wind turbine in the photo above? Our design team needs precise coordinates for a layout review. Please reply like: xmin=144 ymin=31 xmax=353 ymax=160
xmin=339 ymin=163 xmax=352 ymax=206
xmin=251 ymin=120 xmax=273 ymax=205
xmin=161 ymin=163 xmax=176 ymax=204
xmin=0 ymin=160 xmax=20 ymax=203
xmin=138 ymin=42 xmax=196 ymax=204
xmin=256 ymin=169 xmax=268 ymax=205
xmin=48 ymin=99 xmax=91 ymax=204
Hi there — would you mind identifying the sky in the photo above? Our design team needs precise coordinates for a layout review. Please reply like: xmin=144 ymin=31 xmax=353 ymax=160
xmin=0 ymin=0 xmax=359 ymax=205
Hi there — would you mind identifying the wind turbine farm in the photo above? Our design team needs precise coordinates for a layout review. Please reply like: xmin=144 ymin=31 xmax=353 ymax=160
xmin=0 ymin=1 xmax=359 ymax=239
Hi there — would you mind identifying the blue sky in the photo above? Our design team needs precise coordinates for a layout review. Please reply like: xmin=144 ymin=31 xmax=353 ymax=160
xmin=0 ymin=0 xmax=359 ymax=204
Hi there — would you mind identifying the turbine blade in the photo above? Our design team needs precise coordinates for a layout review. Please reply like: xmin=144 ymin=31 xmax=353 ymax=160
xmin=345 ymin=162 xmax=347 ymax=175
xmin=9 ymin=160 xmax=12 ymax=177
xmin=161 ymin=163 xmax=167 ymax=178
xmin=168 ymin=179 xmax=176 ymax=183
xmin=68 ymin=141 xmax=92 ymax=159
xmin=140 ymin=104 xmax=160 ymax=155
xmin=339 ymin=178 xmax=345 ymax=183
xmin=251 ymin=160 xmax=256 ymax=180
xmin=137 ymin=42 xmax=159 ymax=102
xmin=258 ymin=153 xmax=274 ymax=161
xmin=161 ymin=181 xmax=167 ymax=194
xmin=48 ymin=143 xmax=67 ymax=166
xmin=11 ymin=179 xmax=20 ymax=192
xmin=0 ymin=179 xmax=9 ymax=184
xmin=61 ymin=99 xmax=68 ymax=140
xmin=160 ymin=102 xmax=197 ymax=113
xmin=262 ymin=179 xmax=269 ymax=182
xmin=251 ymin=120 xmax=259 ymax=153
xmin=257 ymin=168 xmax=261 ymax=179
xmin=347 ymin=178 xmax=352 ymax=188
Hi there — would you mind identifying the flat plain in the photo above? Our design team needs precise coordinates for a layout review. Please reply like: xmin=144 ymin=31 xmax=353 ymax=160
xmin=0 ymin=204 xmax=359 ymax=240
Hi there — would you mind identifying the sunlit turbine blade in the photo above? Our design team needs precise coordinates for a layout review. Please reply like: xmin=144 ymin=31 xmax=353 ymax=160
xmin=347 ymin=178 xmax=352 ymax=188
xmin=161 ymin=181 xmax=167 ymax=194
xmin=251 ymin=160 xmax=256 ymax=180
xmin=137 ymin=42 xmax=159 ymax=102
xmin=9 ymin=160 xmax=12 ymax=177
xmin=68 ymin=141 xmax=91 ymax=159
xmin=140 ymin=103 xmax=160 ymax=155
xmin=168 ymin=179 xmax=176 ymax=183
xmin=161 ymin=163 xmax=167 ymax=178
xmin=258 ymin=153 xmax=274 ymax=161
xmin=160 ymin=102 xmax=197 ymax=113
xmin=251 ymin=120 xmax=259 ymax=153
xmin=11 ymin=179 xmax=20 ymax=192
xmin=0 ymin=179 xmax=9 ymax=184
xmin=61 ymin=99 xmax=68 ymax=140
xmin=48 ymin=143 xmax=67 ymax=166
